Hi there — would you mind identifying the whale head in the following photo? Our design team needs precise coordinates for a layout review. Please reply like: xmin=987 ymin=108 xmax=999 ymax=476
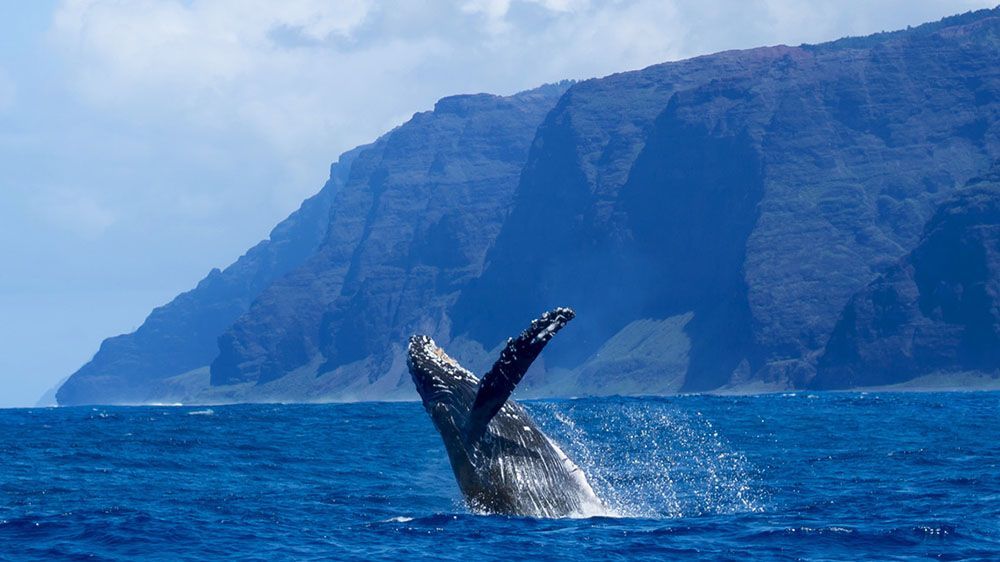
xmin=407 ymin=335 xmax=479 ymax=412
xmin=406 ymin=335 xmax=485 ymax=489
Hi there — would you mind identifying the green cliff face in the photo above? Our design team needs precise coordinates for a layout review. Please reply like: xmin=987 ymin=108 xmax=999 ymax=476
xmin=815 ymin=173 xmax=1000 ymax=389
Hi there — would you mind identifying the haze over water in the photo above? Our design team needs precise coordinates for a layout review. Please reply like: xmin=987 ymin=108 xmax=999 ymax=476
xmin=2 ymin=393 xmax=997 ymax=560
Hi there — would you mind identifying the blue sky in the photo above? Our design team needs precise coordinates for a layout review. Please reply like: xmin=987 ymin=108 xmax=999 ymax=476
xmin=0 ymin=0 xmax=994 ymax=408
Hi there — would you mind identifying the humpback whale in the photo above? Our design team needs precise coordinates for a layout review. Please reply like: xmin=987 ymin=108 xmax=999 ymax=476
xmin=407 ymin=307 xmax=606 ymax=518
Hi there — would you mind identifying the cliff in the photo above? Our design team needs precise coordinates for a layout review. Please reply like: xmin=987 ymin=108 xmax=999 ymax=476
xmin=813 ymin=171 xmax=1000 ymax=389
xmin=56 ymin=147 xmax=365 ymax=405
xmin=456 ymin=8 xmax=1000 ymax=393
xmin=57 ymin=8 xmax=1000 ymax=404
xmin=56 ymin=83 xmax=570 ymax=405
xmin=203 ymin=84 xmax=570 ymax=402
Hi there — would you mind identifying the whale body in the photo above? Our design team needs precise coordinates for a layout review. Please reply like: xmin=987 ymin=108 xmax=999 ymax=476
xmin=407 ymin=307 xmax=606 ymax=518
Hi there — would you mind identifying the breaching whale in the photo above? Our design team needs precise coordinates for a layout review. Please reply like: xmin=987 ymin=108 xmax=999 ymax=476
xmin=407 ymin=307 xmax=606 ymax=518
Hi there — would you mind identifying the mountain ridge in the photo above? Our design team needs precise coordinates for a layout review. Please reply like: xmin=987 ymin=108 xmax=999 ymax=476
xmin=55 ymin=9 xmax=1000 ymax=405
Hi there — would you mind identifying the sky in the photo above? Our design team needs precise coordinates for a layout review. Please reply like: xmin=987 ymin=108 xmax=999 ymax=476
xmin=0 ymin=0 xmax=995 ymax=408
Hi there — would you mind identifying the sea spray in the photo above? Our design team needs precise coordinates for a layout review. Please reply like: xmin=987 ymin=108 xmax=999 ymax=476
xmin=530 ymin=398 xmax=767 ymax=518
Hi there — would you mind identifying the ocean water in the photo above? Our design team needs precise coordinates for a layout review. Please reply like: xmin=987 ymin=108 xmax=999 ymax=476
xmin=1 ymin=393 xmax=997 ymax=561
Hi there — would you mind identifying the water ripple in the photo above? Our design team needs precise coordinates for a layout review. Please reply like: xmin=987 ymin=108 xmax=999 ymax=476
xmin=0 ymin=393 xmax=997 ymax=560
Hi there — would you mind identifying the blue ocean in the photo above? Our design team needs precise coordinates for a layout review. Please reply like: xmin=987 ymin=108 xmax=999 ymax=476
xmin=1 ymin=393 xmax=998 ymax=560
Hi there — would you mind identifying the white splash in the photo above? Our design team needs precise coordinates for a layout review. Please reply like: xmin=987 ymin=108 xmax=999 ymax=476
xmin=531 ymin=400 xmax=766 ymax=519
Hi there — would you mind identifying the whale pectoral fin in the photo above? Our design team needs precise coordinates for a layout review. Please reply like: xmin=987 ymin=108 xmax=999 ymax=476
xmin=464 ymin=307 xmax=575 ymax=445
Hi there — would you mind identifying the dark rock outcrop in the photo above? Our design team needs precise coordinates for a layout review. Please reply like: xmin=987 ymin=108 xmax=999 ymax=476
xmin=208 ymin=84 xmax=570 ymax=396
xmin=813 ymin=172 xmax=1000 ymax=388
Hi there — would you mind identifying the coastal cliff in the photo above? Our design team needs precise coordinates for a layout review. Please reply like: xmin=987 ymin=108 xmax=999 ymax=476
xmin=57 ymin=9 xmax=1000 ymax=404
xmin=814 ymin=171 xmax=1000 ymax=389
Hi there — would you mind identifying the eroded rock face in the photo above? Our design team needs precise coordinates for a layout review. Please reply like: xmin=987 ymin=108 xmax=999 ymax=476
xmin=456 ymin=8 xmax=1000 ymax=391
xmin=813 ymin=175 xmax=1000 ymax=389
xmin=209 ymin=84 xmax=570 ymax=391
xmin=56 ymin=147 xmax=365 ymax=406
xmin=59 ymin=9 xmax=1000 ymax=404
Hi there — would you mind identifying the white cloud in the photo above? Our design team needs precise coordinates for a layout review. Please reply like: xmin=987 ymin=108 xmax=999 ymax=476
xmin=52 ymin=0 xmax=375 ymax=87
xmin=47 ymin=0 xmax=997 ymax=171
xmin=45 ymin=0 xmax=690 ymax=165
xmin=49 ymin=1 xmax=448 ymax=165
